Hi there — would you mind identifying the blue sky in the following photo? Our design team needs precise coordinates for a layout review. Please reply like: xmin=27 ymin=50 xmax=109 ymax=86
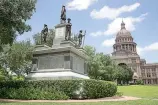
xmin=17 ymin=0 xmax=158 ymax=63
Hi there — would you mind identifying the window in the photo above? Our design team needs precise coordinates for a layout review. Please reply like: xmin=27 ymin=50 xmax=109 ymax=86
xmin=125 ymin=45 xmax=128 ymax=49
xmin=122 ymin=45 xmax=125 ymax=49
xmin=147 ymin=73 xmax=151 ymax=77
xmin=147 ymin=69 xmax=150 ymax=72
xmin=148 ymin=80 xmax=151 ymax=84
xmin=152 ymin=69 xmax=156 ymax=72
xmin=152 ymin=73 xmax=156 ymax=77
xmin=153 ymin=79 xmax=157 ymax=84
xmin=132 ymin=59 xmax=136 ymax=63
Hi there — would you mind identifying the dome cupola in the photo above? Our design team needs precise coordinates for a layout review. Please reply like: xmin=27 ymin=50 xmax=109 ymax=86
xmin=116 ymin=20 xmax=132 ymax=38
xmin=112 ymin=21 xmax=137 ymax=54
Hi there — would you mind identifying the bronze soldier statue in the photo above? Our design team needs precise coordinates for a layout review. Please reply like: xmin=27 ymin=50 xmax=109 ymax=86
xmin=78 ymin=30 xmax=86 ymax=47
xmin=41 ymin=24 xmax=48 ymax=44
xmin=65 ymin=18 xmax=72 ymax=40
xmin=60 ymin=5 xmax=66 ymax=24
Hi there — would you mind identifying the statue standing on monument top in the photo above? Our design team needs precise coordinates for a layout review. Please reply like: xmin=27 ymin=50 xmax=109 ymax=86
xmin=65 ymin=18 xmax=72 ymax=40
xmin=78 ymin=30 xmax=86 ymax=47
xmin=41 ymin=24 xmax=48 ymax=44
xmin=60 ymin=5 xmax=66 ymax=24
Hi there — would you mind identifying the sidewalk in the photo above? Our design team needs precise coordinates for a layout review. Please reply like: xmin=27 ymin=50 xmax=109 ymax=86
xmin=0 ymin=96 xmax=141 ymax=103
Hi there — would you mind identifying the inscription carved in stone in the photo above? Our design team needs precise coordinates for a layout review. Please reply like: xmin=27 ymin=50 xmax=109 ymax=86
xmin=38 ymin=55 xmax=64 ymax=70
xmin=55 ymin=27 xmax=65 ymax=38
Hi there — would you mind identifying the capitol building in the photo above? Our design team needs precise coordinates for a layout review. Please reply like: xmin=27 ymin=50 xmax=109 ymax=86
xmin=111 ymin=21 xmax=158 ymax=84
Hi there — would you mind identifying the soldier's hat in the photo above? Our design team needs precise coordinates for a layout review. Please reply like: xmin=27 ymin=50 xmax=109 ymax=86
xmin=44 ymin=24 xmax=47 ymax=27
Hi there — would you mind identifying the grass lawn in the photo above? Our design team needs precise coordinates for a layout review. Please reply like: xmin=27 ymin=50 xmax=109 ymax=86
xmin=0 ymin=100 xmax=158 ymax=105
xmin=118 ymin=85 xmax=158 ymax=99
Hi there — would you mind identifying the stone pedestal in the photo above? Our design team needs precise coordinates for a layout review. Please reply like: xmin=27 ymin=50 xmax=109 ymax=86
xmin=26 ymin=23 xmax=89 ymax=80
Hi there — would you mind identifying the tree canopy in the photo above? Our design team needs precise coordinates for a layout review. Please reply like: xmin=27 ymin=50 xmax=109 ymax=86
xmin=0 ymin=41 xmax=33 ymax=77
xmin=0 ymin=0 xmax=37 ymax=50
xmin=84 ymin=45 xmax=134 ymax=84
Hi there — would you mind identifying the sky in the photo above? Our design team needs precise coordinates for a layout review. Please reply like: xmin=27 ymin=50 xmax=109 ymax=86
xmin=17 ymin=0 xmax=158 ymax=63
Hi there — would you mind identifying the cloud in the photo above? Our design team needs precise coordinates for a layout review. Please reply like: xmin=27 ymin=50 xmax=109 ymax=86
xmin=90 ymin=13 xmax=148 ymax=37
xmin=136 ymin=47 xmax=143 ymax=55
xmin=90 ymin=2 xmax=140 ymax=20
xmin=137 ymin=42 xmax=158 ymax=55
xmin=102 ymin=38 xmax=115 ymax=47
xmin=66 ymin=0 xmax=98 ymax=11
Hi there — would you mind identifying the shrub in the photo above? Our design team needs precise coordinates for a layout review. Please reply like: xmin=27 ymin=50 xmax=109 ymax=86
xmin=0 ymin=87 xmax=69 ymax=100
xmin=135 ymin=80 xmax=144 ymax=85
xmin=0 ymin=79 xmax=117 ymax=100
xmin=12 ymin=76 xmax=24 ymax=81
xmin=82 ymin=80 xmax=117 ymax=99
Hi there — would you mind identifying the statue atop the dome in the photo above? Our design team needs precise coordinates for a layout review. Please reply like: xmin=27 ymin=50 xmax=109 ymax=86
xmin=121 ymin=20 xmax=126 ymax=29
xmin=60 ymin=5 xmax=66 ymax=24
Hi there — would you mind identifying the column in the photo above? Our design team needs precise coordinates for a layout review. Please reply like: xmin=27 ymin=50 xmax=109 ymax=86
xmin=151 ymin=79 xmax=153 ymax=84
xmin=130 ymin=44 xmax=132 ymax=51
xmin=126 ymin=44 xmax=128 ymax=50
xmin=134 ymin=45 xmax=136 ymax=52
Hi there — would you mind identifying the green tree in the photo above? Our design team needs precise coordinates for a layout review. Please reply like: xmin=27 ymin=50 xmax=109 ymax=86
xmin=115 ymin=65 xmax=133 ymax=85
xmin=84 ymin=46 xmax=117 ymax=81
xmin=95 ymin=53 xmax=117 ymax=81
xmin=33 ymin=29 xmax=55 ymax=47
xmin=84 ymin=45 xmax=133 ymax=83
xmin=0 ymin=67 xmax=8 ymax=81
xmin=0 ymin=0 xmax=37 ymax=50
xmin=1 ymin=41 xmax=33 ymax=77
xmin=84 ymin=46 xmax=99 ymax=79
xmin=122 ymin=65 xmax=133 ymax=84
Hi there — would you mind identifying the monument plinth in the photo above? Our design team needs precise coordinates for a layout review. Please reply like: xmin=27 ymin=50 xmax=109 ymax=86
xmin=26 ymin=42 xmax=89 ymax=80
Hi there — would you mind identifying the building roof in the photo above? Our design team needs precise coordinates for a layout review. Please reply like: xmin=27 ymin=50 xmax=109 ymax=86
xmin=142 ymin=63 xmax=158 ymax=67
xmin=140 ymin=59 xmax=146 ymax=61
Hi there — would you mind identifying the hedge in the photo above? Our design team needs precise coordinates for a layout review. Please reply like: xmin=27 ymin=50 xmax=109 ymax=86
xmin=0 ymin=79 xmax=117 ymax=100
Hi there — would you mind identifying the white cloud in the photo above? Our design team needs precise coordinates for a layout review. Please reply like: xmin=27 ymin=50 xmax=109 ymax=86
xmin=137 ymin=42 xmax=158 ymax=55
xmin=136 ymin=47 xmax=143 ymax=55
xmin=90 ymin=31 xmax=104 ymax=37
xmin=66 ymin=0 xmax=98 ymax=11
xmin=102 ymin=38 xmax=115 ymax=47
xmin=143 ymin=42 xmax=158 ymax=51
xmin=90 ymin=2 xmax=140 ymax=20
xmin=90 ymin=13 xmax=148 ymax=37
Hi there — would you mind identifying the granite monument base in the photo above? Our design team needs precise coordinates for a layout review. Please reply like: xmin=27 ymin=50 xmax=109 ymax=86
xmin=26 ymin=43 xmax=89 ymax=80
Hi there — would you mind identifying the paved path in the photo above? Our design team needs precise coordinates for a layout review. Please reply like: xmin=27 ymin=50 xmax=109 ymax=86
xmin=0 ymin=96 xmax=141 ymax=103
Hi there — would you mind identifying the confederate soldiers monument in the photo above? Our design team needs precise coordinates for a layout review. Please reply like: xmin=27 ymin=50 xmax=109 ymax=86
xmin=26 ymin=5 xmax=89 ymax=80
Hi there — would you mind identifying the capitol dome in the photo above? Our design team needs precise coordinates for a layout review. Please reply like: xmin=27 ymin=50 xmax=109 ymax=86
xmin=116 ymin=21 xmax=132 ymax=38
xmin=112 ymin=20 xmax=137 ymax=54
